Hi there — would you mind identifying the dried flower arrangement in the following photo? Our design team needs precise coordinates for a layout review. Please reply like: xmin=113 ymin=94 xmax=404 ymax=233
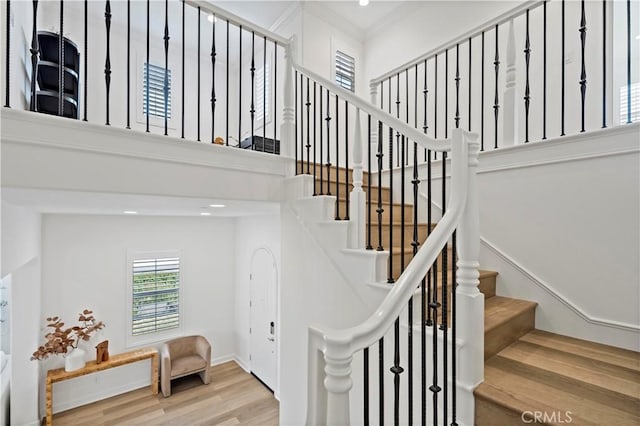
xmin=31 ymin=309 xmax=105 ymax=361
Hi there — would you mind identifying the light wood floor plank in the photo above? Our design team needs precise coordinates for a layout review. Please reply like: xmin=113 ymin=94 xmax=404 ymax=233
xmin=53 ymin=361 xmax=278 ymax=425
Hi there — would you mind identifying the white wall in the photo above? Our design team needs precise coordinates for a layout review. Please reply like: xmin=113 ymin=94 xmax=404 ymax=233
xmin=278 ymin=204 xmax=378 ymax=425
xmin=233 ymin=214 xmax=281 ymax=378
xmin=417 ymin=124 xmax=640 ymax=350
xmin=40 ymin=214 xmax=236 ymax=414
xmin=2 ymin=201 xmax=42 ymax=426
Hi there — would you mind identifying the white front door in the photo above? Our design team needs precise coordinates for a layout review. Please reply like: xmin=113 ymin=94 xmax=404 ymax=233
xmin=249 ymin=248 xmax=277 ymax=391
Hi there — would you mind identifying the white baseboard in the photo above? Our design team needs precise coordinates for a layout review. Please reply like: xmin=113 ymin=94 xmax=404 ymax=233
xmin=53 ymin=378 xmax=150 ymax=414
xmin=233 ymin=355 xmax=251 ymax=373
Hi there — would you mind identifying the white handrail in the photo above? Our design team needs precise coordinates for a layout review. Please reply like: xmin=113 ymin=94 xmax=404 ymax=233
xmin=291 ymin=61 xmax=452 ymax=154
xmin=370 ymin=0 xmax=543 ymax=85
xmin=185 ymin=0 xmax=290 ymax=45
xmin=316 ymin=128 xmax=468 ymax=358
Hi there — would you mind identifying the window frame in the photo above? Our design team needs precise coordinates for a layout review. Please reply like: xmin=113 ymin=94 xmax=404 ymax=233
xmin=330 ymin=37 xmax=358 ymax=94
xmin=126 ymin=249 xmax=183 ymax=348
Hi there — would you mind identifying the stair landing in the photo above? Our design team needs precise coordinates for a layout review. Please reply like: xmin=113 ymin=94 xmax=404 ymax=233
xmin=475 ymin=329 xmax=640 ymax=425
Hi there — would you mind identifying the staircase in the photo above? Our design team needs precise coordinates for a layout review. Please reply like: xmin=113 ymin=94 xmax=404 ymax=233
xmin=304 ymin=162 xmax=640 ymax=425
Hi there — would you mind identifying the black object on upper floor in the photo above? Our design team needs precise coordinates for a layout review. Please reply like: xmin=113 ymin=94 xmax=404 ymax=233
xmin=240 ymin=135 xmax=280 ymax=155
xmin=36 ymin=31 xmax=80 ymax=119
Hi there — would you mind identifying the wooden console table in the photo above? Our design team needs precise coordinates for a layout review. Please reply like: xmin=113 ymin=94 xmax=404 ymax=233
xmin=45 ymin=347 xmax=158 ymax=425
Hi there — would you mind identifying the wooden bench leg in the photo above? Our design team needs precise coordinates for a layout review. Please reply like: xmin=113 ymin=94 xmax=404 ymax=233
xmin=151 ymin=353 xmax=159 ymax=395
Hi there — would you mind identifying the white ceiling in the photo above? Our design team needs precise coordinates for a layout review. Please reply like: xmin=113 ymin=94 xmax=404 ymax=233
xmin=212 ymin=1 xmax=409 ymax=35
xmin=2 ymin=188 xmax=279 ymax=218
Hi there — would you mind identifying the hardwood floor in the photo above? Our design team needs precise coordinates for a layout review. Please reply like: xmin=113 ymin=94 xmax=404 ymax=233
xmin=53 ymin=361 xmax=279 ymax=425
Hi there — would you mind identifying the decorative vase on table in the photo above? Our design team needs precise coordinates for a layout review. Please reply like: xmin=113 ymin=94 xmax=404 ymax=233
xmin=64 ymin=348 xmax=86 ymax=372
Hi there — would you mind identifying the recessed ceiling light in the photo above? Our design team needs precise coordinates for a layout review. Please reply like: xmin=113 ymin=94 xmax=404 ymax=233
xmin=209 ymin=204 xmax=225 ymax=208
xmin=123 ymin=211 xmax=138 ymax=215
xmin=359 ymin=0 xmax=369 ymax=6
xmin=200 ymin=212 xmax=212 ymax=216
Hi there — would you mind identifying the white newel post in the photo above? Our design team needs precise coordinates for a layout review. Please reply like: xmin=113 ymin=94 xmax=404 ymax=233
xmin=281 ymin=37 xmax=297 ymax=175
xmin=323 ymin=340 xmax=353 ymax=426
xmin=455 ymin=130 xmax=483 ymax=424
xmin=503 ymin=19 xmax=518 ymax=146
xmin=349 ymin=108 xmax=366 ymax=249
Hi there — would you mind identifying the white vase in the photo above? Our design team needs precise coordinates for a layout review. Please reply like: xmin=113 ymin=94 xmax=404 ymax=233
xmin=64 ymin=348 xmax=86 ymax=372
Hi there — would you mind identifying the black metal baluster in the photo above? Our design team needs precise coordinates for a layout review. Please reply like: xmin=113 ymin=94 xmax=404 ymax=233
xmin=481 ymin=31 xmax=485 ymax=150
xmin=602 ymin=0 xmax=606 ymax=128
xmin=326 ymin=89 xmax=332 ymax=195
xmin=415 ymin=64 xmax=418 ymax=130
xmin=306 ymin=77 xmax=311 ymax=173
xmin=561 ymin=0 xmax=566 ymax=135
xmin=524 ymin=9 xmax=531 ymax=142
xmin=301 ymin=73 xmax=304 ymax=170
xmin=445 ymin=49 xmax=449 ymax=138
xmin=238 ymin=25 xmax=241 ymax=146
xmin=396 ymin=74 xmax=400 ymax=167
xmin=434 ymin=54 xmax=438 ymax=146
xmin=364 ymin=346 xmax=370 ymax=426
xmin=451 ymin=227 xmax=458 ymax=426
xmin=274 ymin=42 xmax=277 ymax=151
xmin=295 ymin=71 xmax=298 ymax=173
xmin=125 ymin=0 xmax=129 ymax=127
xmin=423 ymin=59 xmax=428 ymax=162
xmin=367 ymin=114 xmax=373 ymax=250
xmin=379 ymin=336 xmax=385 ymax=426
xmin=468 ymin=38 xmax=472 ymax=131
xmin=163 ymin=0 xmax=169 ymax=135
xmin=376 ymin=120 xmax=383 ymax=251
xmin=455 ymin=44 xmax=460 ymax=130
xmin=181 ymin=0 xmax=185 ymax=137
xmin=392 ymin=314 xmax=403 ymax=426
xmin=4 ymin=0 xmax=10 ymax=108
xmin=626 ymin=0 xmax=631 ymax=123
xmin=319 ymin=85 xmax=324 ymax=192
xmin=579 ymin=0 xmax=587 ymax=132
xmin=226 ymin=20 xmax=229 ymax=145
xmin=335 ymin=95 xmax=340 ymax=219
xmin=494 ymin=24 xmax=500 ymax=148
xmin=313 ymin=82 xmax=317 ymax=193
xmin=104 ymin=0 xmax=110 ymax=124
xmin=82 ymin=0 xmax=89 ymax=120
xmin=211 ymin=14 xmax=216 ymax=142
xmin=250 ymin=32 xmax=255 ymax=148
xmin=263 ymin=36 xmax=266 ymax=148
xmin=543 ymin=1 xmax=547 ymax=139
xmin=197 ymin=8 xmax=202 ymax=140
xmin=345 ymin=100 xmax=349 ymax=220
xmin=145 ymin=0 xmax=149 ymax=132
xmin=388 ymin=125 xmax=394 ymax=283
xmin=440 ymin=149 xmax=448 ymax=424
xmin=406 ymin=70 xmax=409 ymax=166
xmin=29 ymin=0 xmax=39 ymax=112
xmin=59 ymin=0 xmax=64 ymax=117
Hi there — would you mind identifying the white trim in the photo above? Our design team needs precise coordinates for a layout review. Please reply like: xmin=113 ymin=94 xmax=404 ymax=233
xmin=233 ymin=355 xmax=250 ymax=372
xmin=52 ymin=377 xmax=150 ymax=414
xmin=1 ymin=109 xmax=291 ymax=177
xmin=269 ymin=2 xmax=300 ymax=34
xmin=480 ymin=238 xmax=640 ymax=332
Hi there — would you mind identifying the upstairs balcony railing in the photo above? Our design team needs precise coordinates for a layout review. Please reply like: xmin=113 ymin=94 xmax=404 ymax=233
xmin=369 ymin=0 xmax=638 ymax=166
xmin=3 ymin=0 xmax=287 ymax=152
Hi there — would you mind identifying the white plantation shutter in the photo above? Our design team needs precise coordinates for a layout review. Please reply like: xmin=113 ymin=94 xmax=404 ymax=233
xmin=256 ymin=63 xmax=270 ymax=122
xmin=335 ymin=50 xmax=355 ymax=92
xmin=620 ymin=83 xmax=639 ymax=123
xmin=143 ymin=63 xmax=172 ymax=119
xmin=131 ymin=256 xmax=180 ymax=335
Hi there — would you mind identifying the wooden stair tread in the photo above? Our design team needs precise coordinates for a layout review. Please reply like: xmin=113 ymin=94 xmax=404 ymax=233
xmin=496 ymin=339 xmax=640 ymax=403
xmin=520 ymin=329 xmax=640 ymax=373
xmin=484 ymin=296 xmax=537 ymax=333
xmin=477 ymin=363 xmax=640 ymax=426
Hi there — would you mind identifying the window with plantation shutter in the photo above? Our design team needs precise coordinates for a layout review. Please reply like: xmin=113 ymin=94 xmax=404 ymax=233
xmin=131 ymin=256 xmax=180 ymax=336
xmin=256 ymin=63 xmax=271 ymax=123
xmin=335 ymin=50 xmax=355 ymax=93
xmin=142 ymin=62 xmax=172 ymax=119
xmin=620 ymin=83 xmax=639 ymax=124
